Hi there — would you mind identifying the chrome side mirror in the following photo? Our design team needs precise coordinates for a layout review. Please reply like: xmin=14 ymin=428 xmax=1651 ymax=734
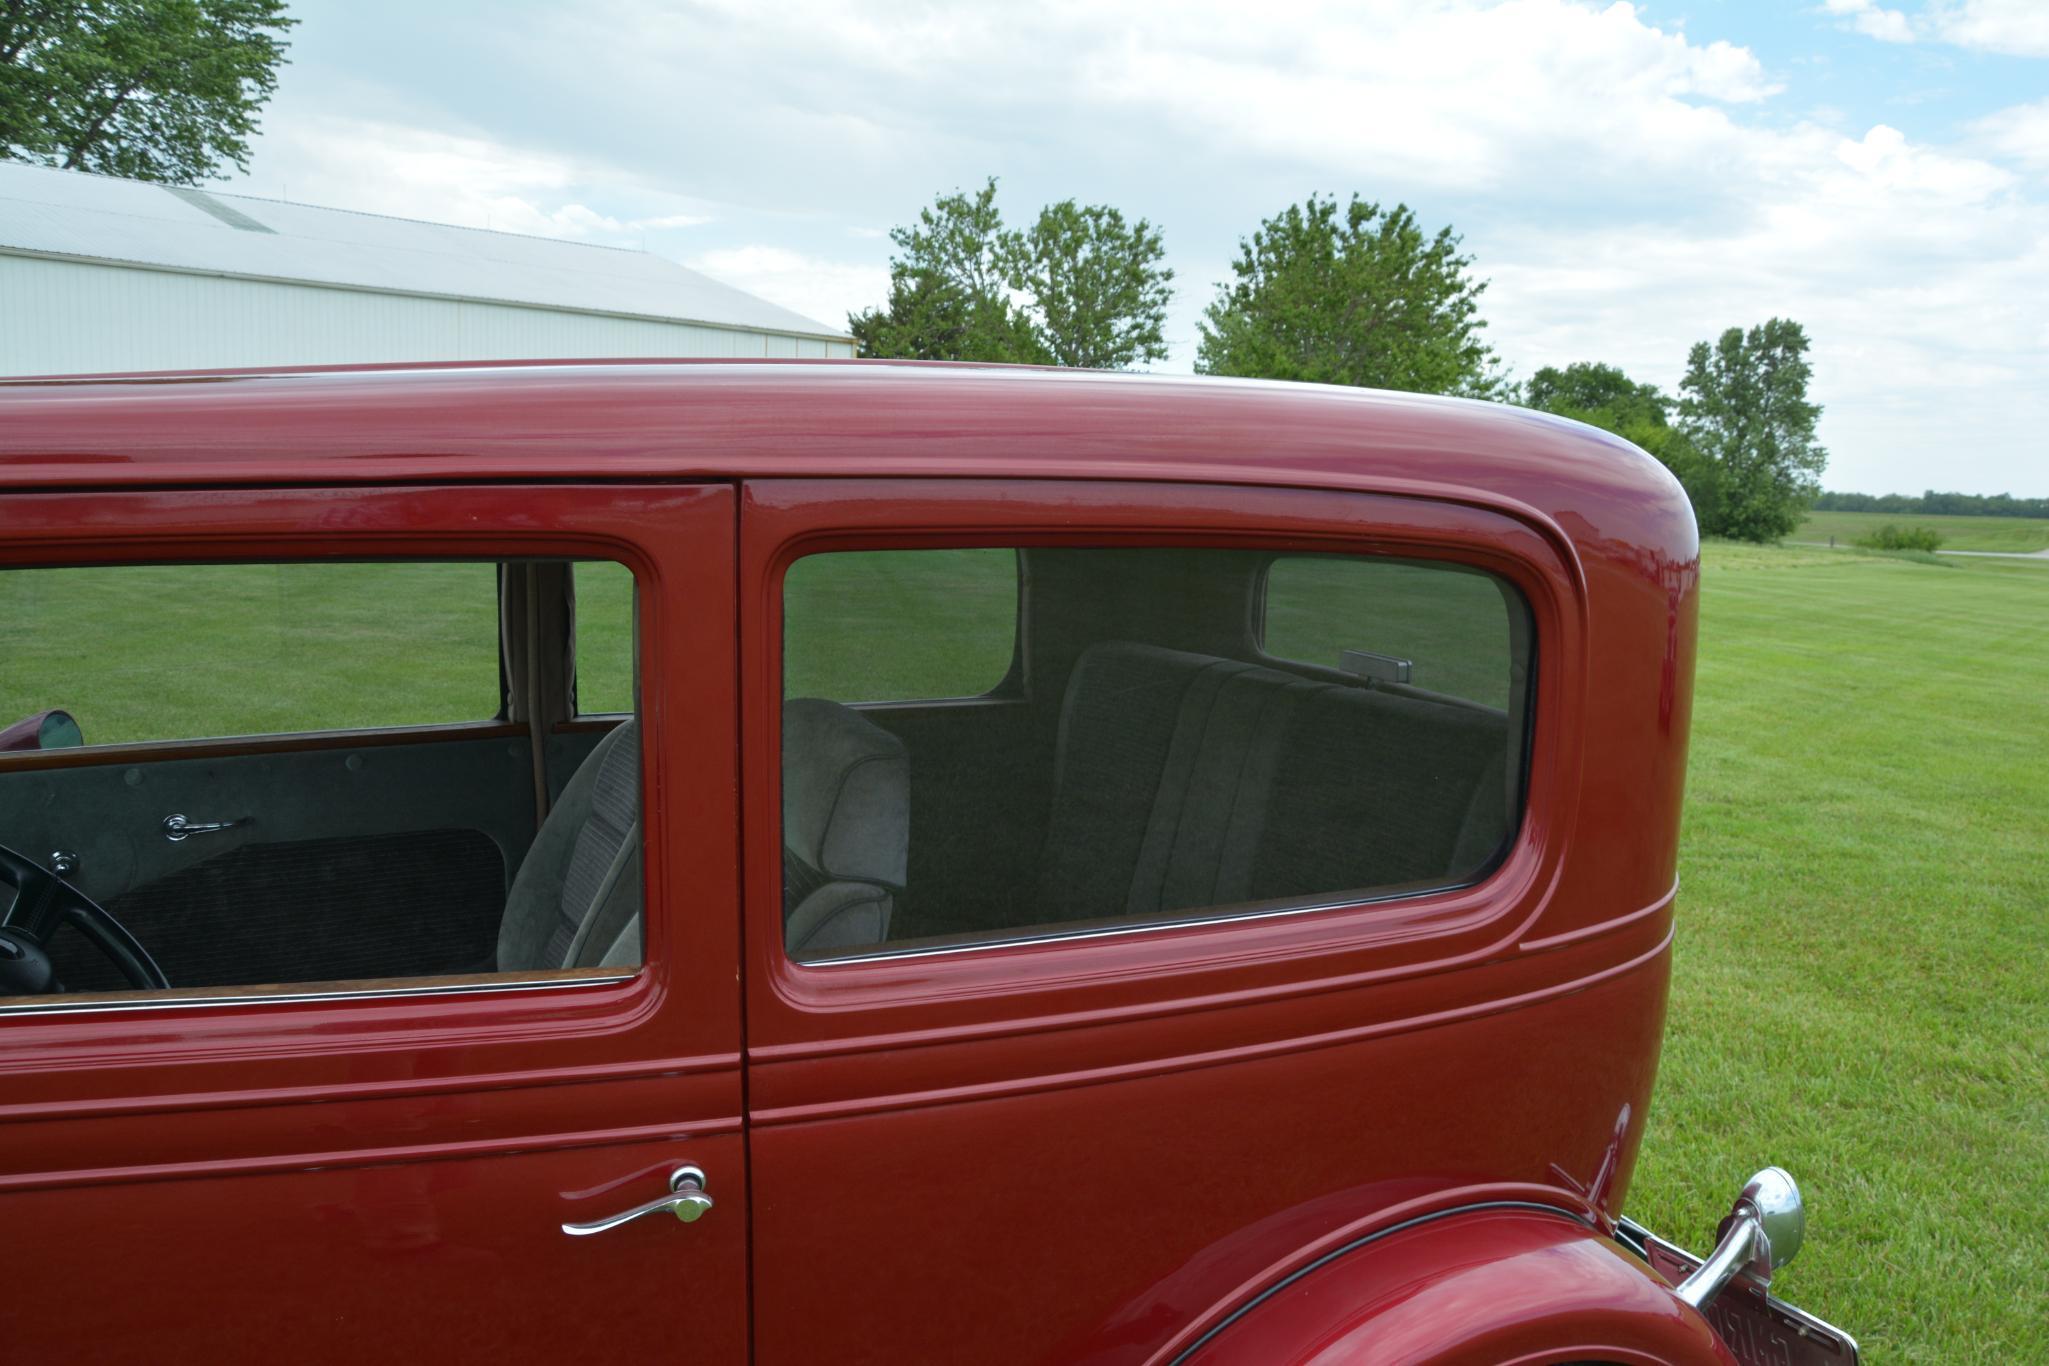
xmin=1739 ymin=1165 xmax=1805 ymax=1271
xmin=1676 ymin=1166 xmax=1806 ymax=1310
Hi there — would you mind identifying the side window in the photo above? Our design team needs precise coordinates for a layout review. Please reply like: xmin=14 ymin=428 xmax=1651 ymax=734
xmin=784 ymin=548 xmax=1019 ymax=703
xmin=1261 ymin=555 xmax=1521 ymax=709
xmin=0 ymin=562 xmax=500 ymax=745
xmin=572 ymin=559 xmax=636 ymax=716
xmin=0 ymin=558 xmax=644 ymax=1006
xmin=779 ymin=545 xmax=1532 ymax=962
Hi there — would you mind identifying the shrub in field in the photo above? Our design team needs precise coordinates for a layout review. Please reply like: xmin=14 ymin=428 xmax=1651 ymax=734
xmin=1856 ymin=524 xmax=1944 ymax=552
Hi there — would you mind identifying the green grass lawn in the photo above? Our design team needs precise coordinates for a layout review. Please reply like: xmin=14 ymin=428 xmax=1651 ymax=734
xmin=1626 ymin=541 xmax=2047 ymax=1361
xmin=1797 ymin=508 xmax=2049 ymax=553
xmin=3 ymin=541 xmax=2042 ymax=1357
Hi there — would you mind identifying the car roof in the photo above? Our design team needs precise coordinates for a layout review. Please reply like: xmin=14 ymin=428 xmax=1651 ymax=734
xmin=0 ymin=359 xmax=1695 ymax=562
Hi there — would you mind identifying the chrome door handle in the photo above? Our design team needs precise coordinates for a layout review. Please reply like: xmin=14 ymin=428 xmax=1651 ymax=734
xmin=561 ymin=1165 xmax=713 ymax=1237
xmin=162 ymin=813 xmax=251 ymax=842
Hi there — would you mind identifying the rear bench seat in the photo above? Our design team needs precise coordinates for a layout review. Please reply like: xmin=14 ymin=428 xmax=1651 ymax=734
xmin=1035 ymin=641 xmax=1512 ymax=924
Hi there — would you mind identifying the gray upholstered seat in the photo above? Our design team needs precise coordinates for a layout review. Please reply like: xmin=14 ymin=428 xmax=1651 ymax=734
xmin=498 ymin=701 xmax=907 ymax=972
xmin=782 ymin=698 xmax=909 ymax=957
xmin=1034 ymin=642 xmax=1510 ymax=924
xmin=498 ymin=719 xmax=643 ymax=972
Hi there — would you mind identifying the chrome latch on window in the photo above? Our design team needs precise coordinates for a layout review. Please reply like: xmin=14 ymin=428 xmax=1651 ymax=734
xmin=162 ymin=813 xmax=251 ymax=842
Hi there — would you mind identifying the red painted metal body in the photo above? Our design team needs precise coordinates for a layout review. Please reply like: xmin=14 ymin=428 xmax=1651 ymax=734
xmin=0 ymin=361 xmax=1707 ymax=1363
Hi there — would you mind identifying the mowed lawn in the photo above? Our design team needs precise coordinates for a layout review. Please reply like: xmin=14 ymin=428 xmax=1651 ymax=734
xmin=1627 ymin=543 xmax=2047 ymax=1361
xmin=1797 ymin=508 xmax=2049 ymax=553
xmin=3 ymin=543 xmax=2043 ymax=1357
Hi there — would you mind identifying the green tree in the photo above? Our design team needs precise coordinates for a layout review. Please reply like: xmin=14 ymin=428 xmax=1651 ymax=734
xmin=852 ymin=180 xmax=1174 ymax=369
xmin=1 ymin=0 xmax=296 ymax=184
xmin=1001 ymin=199 xmax=1171 ymax=369
xmin=1677 ymin=319 xmax=1827 ymax=542
xmin=1524 ymin=361 xmax=1723 ymax=524
xmin=849 ymin=178 xmax=1042 ymax=363
xmin=1196 ymin=194 xmax=1504 ymax=397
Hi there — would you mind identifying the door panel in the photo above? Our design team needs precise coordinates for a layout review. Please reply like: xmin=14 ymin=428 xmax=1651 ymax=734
xmin=5 ymin=729 xmax=537 ymax=989
xmin=0 ymin=483 xmax=745 ymax=1363
xmin=2 ymin=1121 xmax=747 ymax=1363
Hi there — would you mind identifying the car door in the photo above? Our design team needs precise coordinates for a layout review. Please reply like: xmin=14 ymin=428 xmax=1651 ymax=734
xmin=0 ymin=483 xmax=748 ymax=1364
xmin=740 ymin=478 xmax=1608 ymax=1365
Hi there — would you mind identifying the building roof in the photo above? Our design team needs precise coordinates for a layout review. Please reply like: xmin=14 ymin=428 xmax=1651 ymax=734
xmin=0 ymin=162 xmax=847 ymax=341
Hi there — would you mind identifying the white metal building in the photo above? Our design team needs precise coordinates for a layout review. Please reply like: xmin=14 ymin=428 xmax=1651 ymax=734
xmin=0 ymin=162 xmax=853 ymax=376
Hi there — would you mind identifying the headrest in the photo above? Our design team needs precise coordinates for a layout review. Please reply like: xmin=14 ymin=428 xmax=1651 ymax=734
xmin=782 ymin=698 xmax=909 ymax=889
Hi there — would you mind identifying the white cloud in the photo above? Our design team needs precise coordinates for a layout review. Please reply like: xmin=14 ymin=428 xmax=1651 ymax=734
xmin=687 ymin=246 xmax=888 ymax=333
xmin=1971 ymin=98 xmax=2049 ymax=173
xmin=245 ymin=118 xmax=713 ymax=243
xmin=1929 ymin=0 xmax=2049 ymax=57
xmin=1821 ymin=0 xmax=1916 ymax=44
xmin=1823 ymin=0 xmax=2049 ymax=56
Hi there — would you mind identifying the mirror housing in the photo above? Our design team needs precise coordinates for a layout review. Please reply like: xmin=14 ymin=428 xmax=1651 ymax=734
xmin=0 ymin=709 xmax=84 ymax=752
xmin=1676 ymin=1166 xmax=1807 ymax=1310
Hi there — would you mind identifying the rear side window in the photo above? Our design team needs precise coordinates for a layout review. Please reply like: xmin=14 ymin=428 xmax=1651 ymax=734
xmin=1261 ymin=556 xmax=1521 ymax=709
xmin=779 ymin=545 xmax=1532 ymax=962
xmin=784 ymin=549 xmax=1019 ymax=703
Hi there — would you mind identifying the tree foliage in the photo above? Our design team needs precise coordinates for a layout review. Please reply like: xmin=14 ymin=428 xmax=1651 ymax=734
xmin=850 ymin=178 xmax=1173 ymax=370
xmin=1677 ymin=318 xmax=1828 ymax=542
xmin=848 ymin=180 xmax=1040 ymax=364
xmin=1196 ymin=194 xmax=1503 ymax=397
xmin=1004 ymin=199 xmax=1171 ymax=369
xmin=1 ymin=0 xmax=295 ymax=184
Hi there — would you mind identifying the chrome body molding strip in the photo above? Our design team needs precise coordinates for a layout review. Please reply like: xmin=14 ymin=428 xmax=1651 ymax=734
xmin=0 ymin=971 xmax=634 ymax=1017
xmin=800 ymin=877 xmax=1489 ymax=968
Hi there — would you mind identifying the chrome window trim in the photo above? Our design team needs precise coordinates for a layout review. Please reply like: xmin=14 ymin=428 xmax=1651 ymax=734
xmin=0 ymin=971 xmax=635 ymax=1018
xmin=796 ymin=876 xmax=1487 ymax=968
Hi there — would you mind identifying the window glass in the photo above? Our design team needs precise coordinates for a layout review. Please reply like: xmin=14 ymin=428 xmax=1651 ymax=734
xmin=0 ymin=559 xmax=643 ymax=1008
xmin=0 ymin=561 xmax=498 ymax=746
xmin=784 ymin=549 xmax=1017 ymax=703
xmin=574 ymin=560 xmax=636 ymax=715
xmin=1262 ymin=556 xmax=1518 ymax=709
xmin=779 ymin=545 xmax=1531 ymax=963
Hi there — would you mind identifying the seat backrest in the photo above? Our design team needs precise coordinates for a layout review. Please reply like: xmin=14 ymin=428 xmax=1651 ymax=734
xmin=1035 ymin=642 xmax=1509 ymax=925
xmin=498 ymin=718 xmax=642 ymax=972
xmin=782 ymin=698 xmax=910 ymax=956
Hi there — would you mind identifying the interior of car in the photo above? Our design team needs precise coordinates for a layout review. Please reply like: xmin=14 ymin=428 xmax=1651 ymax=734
xmin=0 ymin=542 xmax=1532 ymax=999
xmin=782 ymin=545 xmax=1533 ymax=959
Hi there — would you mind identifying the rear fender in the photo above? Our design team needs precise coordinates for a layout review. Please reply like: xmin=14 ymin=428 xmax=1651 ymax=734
xmin=1178 ymin=1203 xmax=1736 ymax=1366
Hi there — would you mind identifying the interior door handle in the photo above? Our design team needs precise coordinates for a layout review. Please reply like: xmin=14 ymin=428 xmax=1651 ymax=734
xmin=561 ymin=1165 xmax=713 ymax=1237
xmin=162 ymin=813 xmax=251 ymax=842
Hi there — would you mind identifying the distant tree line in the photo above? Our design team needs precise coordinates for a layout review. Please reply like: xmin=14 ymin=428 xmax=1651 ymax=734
xmin=852 ymin=181 xmax=1828 ymax=543
xmin=1814 ymin=490 xmax=2049 ymax=518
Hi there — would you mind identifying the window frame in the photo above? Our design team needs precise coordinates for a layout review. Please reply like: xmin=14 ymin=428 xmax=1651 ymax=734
xmin=741 ymin=478 xmax=1589 ymax=1045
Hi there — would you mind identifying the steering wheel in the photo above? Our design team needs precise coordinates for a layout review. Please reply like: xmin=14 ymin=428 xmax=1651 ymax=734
xmin=0 ymin=843 xmax=170 ymax=993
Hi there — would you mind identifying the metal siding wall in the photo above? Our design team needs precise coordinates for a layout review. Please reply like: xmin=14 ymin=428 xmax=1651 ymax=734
xmin=0 ymin=256 xmax=848 ymax=374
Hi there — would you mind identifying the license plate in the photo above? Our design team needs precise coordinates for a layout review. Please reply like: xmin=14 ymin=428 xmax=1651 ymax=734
xmin=1631 ymin=1224 xmax=1861 ymax=1366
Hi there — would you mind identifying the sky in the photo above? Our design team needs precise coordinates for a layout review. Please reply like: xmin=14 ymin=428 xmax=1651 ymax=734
xmin=223 ymin=0 xmax=2048 ymax=496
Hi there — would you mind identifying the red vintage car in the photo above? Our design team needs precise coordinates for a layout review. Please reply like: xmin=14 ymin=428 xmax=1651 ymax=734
xmin=0 ymin=361 xmax=1855 ymax=1364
